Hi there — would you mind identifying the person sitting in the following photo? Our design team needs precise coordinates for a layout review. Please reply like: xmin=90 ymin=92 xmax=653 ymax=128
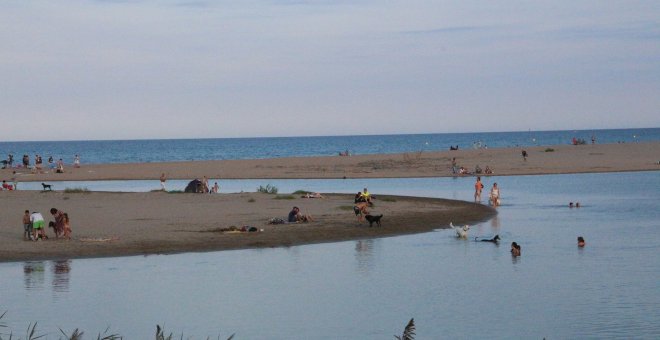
xmin=475 ymin=165 xmax=482 ymax=174
xmin=303 ymin=192 xmax=323 ymax=198
xmin=484 ymin=166 xmax=493 ymax=174
xmin=288 ymin=206 xmax=313 ymax=223
xmin=56 ymin=159 xmax=65 ymax=173
xmin=356 ymin=188 xmax=373 ymax=204
xmin=2 ymin=180 xmax=13 ymax=190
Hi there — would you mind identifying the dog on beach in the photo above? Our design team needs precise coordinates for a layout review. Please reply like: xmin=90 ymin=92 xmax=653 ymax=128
xmin=477 ymin=234 xmax=500 ymax=243
xmin=41 ymin=183 xmax=53 ymax=191
xmin=450 ymin=222 xmax=470 ymax=238
xmin=364 ymin=214 xmax=383 ymax=227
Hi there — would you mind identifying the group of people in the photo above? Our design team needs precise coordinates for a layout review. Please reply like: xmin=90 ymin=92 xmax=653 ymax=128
xmin=353 ymin=187 xmax=374 ymax=222
xmin=3 ymin=153 xmax=77 ymax=174
xmin=22 ymin=208 xmax=72 ymax=241
xmin=452 ymin=158 xmax=492 ymax=176
xmin=474 ymin=177 xmax=500 ymax=207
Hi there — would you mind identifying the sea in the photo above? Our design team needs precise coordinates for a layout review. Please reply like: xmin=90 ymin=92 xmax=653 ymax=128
xmin=1 ymin=128 xmax=658 ymax=164
xmin=0 ymin=129 xmax=659 ymax=339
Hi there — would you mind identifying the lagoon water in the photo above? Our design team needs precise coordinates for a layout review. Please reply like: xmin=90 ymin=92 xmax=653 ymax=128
xmin=1 ymin=171 xmax=659 ymax=338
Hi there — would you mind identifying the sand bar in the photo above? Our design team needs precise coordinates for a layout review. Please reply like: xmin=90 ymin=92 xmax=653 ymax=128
xmin=2 ymin=142 xmax=658 ymax=182
xmin=0 ymin=191 xmax=495 ymax=262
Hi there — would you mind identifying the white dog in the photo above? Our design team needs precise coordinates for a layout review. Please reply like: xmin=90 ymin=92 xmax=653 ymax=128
xmin=450 ymin=222 xmax=470 ymax=238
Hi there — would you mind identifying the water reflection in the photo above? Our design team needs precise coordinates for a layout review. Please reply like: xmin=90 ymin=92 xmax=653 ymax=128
xmin=22 ymin=260 xmax=71 ymax=293
xmin=354 ymin=239 xmax=376 ymax=274
xmin=23 ymin=261 xmax=46 ymax=290
xmin=490 ymin=215 xmax=500 ymax=230
xmin=52 ymin=260 xmax=71 ymax=293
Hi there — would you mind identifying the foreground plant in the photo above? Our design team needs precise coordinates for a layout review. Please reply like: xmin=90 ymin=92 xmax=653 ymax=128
xmin=394 ymin=318 xmax=415 ymax=340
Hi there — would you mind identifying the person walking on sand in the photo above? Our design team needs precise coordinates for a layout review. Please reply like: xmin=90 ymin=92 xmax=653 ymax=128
xmin=160 ymin=173 xmax=167 ymax=191
xmin=474 ymin=176 xmax=484 ymax=202
xmin=489 ymin=182 xmax=500 ymax=207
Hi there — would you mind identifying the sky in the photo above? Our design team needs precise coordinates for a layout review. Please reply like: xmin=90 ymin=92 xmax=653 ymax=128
xmin=1 ymin=0 xmax=659 ymax=141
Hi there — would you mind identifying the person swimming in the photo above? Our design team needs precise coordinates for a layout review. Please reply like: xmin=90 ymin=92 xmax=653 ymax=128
xmin=511 ymin=242 xmax=521 ymax=256
xmin=578 ymin=236 xmax=585 ymax=247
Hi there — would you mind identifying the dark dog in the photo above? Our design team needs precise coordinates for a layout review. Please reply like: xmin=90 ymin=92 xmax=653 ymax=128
xmin=477 ymin=234 xmax=500 ymax=243
xmin=41 ymin=183 xmax=53 ymax=191
xmin=364 ymin=214 xmax=383 ymax=227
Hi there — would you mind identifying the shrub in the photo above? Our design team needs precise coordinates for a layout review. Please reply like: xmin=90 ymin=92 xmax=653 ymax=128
xmin=247 ymin=198 xmax=256 ymax=203
xmin=545 ymin=148 xmax=555 ymax=152
xmin=257 ymin=184 xmax=278 ymax=194
xmin=63 ymin=187 xmax=90 ymax=193
xmin=292 ymin=190 xmax=312 ymax=195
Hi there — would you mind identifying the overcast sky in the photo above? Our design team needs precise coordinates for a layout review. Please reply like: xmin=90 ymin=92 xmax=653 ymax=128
xmin=1 ymin=0 xmax=659 ymax=141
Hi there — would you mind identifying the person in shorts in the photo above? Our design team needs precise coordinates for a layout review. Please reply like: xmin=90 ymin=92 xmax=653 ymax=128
xmin=30 ymin=211 xmax=47 ymax=241
xmin=23 ymin=210 xmax=33 ymax=240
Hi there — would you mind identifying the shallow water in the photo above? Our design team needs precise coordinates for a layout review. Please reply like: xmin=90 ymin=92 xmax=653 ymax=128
xmin=1 ymin=172 xmax=659 ymax=338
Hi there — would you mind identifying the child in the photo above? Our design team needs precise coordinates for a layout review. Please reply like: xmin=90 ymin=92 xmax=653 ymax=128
xmin=63 ymin=213 xmax=72 ymax=239
xmin=23 ymin=210 xmax=33 ymax=240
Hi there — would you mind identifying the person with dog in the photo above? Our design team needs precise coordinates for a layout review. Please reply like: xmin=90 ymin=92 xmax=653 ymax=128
xmin=489 ymin=182 xmax=500 ymax=207
xmin=353 ymin=202 xmax=369 ymax=222
xmin=474 ymin=176 xmax=484 ymax=202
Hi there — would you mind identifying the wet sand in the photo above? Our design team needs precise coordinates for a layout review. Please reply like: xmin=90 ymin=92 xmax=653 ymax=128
xmin=0 ymin=191 xmax=495 ymax=262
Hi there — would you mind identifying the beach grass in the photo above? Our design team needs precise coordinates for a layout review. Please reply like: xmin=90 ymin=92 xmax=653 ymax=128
xmin=545 ymin=148 xmax=555 ymax=152
xmin=247 ymin=198 xmax=256 ymax=203
xmin=274 ymin=195 xmax=295 ymax=200
xmin=167 ymin=190 xmax=184 ymax=194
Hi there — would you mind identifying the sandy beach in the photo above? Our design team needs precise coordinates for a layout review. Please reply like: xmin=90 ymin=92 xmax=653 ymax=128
xmin=1 ymin=142 xmax=658 ymax=262
xmin=2 ymin=142 xmax=658 ymax=182
xmin=0 ymin=191 xmax=495 ymax=262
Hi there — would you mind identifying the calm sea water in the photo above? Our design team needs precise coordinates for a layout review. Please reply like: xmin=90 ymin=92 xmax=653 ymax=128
xmin=1 ymin=128 xmax=658 ymax=164
xmin=1 ymin=171 xmax=659 ymax=339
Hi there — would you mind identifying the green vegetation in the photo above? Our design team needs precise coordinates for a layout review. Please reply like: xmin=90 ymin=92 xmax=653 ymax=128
xmin=274 ymin=195 xmax=295 ymax=200
xmin=248 ymin=198 xmax=256 ymax=203
xmin=63 ymin=187 xmax=90 ymax=194
xmin=292 ymin=190 xmax=312 ymax=195
xmin=257 ymin=184 xmax=278 ymax=194
xmin=167 ymin=190 xmax=184 ymax=194
xmin=545 ymin=148 xmax=555 ymax=152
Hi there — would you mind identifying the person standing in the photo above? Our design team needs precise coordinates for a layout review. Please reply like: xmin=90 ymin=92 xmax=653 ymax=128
xmin=73 ymin=154 xmax=81 ymax=168
xmin=489 ymin=182 xmax=500 ymax=207
xmin=474 ymin=176 xmax=484 ymax=202
xmin=160 ymin=173 xmax=167 ymax=191
xmin=50 ymin=208 xmax=65 ymax=238
xmin=23 ymin=210 xmax=33 ymax=240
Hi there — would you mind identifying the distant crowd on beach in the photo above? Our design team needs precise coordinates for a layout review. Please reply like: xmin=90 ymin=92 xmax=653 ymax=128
xmin=1 ymin=153 xmax=81 ymax=174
